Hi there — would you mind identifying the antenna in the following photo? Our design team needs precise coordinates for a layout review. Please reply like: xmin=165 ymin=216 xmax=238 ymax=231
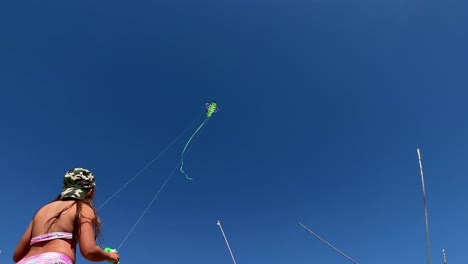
xmin=442 ymin=249 xmax=447 ymax=264
xmin=217 ymin=220 xmax=238 ymax=264
xmin=417 ymin=148 xmax=431 ymax=264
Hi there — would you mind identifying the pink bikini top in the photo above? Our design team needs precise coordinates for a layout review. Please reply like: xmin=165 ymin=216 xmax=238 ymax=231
xmin=30 ymin=232 xmax=74 ymax=245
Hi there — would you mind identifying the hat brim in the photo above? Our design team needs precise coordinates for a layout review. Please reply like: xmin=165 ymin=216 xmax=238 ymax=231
xmin=61 ymin=186 xmax=91 ymax=200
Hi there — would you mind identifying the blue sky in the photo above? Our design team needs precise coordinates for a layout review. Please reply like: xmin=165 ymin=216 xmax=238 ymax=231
xmin=1 ymin=0 xmax=467 ymax=263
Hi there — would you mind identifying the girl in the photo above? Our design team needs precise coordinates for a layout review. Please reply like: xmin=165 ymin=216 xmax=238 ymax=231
xmin=13 ymin=168 xmax=120 ymax=264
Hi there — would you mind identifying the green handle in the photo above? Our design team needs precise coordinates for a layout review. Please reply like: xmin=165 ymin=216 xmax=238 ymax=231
xmin=104 ymin=247 xmax=119 ymax=264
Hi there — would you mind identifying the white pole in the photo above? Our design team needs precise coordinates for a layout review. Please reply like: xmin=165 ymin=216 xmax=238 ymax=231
xmin=417 ymin=148 xmax=431 ymax=264
xmin=442 ymin=249 xmax=447 ymax=264
xmin=299 ymin=222 xmax=359 ymax=264
xmin=217 ymin=220 xmax=238 ymax=264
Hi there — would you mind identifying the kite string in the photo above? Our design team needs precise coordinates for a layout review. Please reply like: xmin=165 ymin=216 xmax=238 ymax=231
xmin=97 ymin=136 xmax=178 ymax=211
xmin=97 ymin=111 xmax=205 ymax=211
xmin=117 ymin=159 xmax=181 ymax=250
xmin=116 ymin=121 xmax=206 ymax=250
xmin=299 ymin=222 xmax=359 ymax=264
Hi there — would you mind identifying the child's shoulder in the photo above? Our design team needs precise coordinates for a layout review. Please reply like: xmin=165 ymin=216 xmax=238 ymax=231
xmin=80 ymin=202 xmax=97 ymax=217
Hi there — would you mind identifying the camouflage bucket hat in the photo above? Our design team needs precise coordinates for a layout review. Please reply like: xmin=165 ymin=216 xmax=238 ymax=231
xmin=60 ymin=168 xmax=96 ymax=200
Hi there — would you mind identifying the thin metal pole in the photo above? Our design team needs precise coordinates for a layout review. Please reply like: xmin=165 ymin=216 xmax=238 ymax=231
xmin=217 ymin=220 xmax=238 ymax=264
xmin=299 ymin=222 xmax=359 ymax=264
xmin=442 ymin=249 xmax=447 ymax=264
xmin=417 ymin=148 xmax=431 ymax=264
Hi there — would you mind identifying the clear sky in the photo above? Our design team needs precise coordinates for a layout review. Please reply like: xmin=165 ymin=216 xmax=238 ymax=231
xmin=1 ymin=0 xmax=467 ymax=263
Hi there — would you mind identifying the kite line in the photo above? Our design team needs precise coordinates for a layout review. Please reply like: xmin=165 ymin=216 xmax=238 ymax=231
xmin=96 ymin=102 xmax=220 ymax=251
xmin=299 ymin=222 xmax=359 ymax=264
xmin=97 ymin=110 xmax=205 ymax=210
xmin=116 ymin=111 xmax=212 ymax=249
xmin=117 ymin=159 xmax=182 ymax=250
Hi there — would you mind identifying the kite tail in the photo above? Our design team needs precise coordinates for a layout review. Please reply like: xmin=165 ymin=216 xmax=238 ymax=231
xmin=180 ymin=118 xmax=209 ymax=180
